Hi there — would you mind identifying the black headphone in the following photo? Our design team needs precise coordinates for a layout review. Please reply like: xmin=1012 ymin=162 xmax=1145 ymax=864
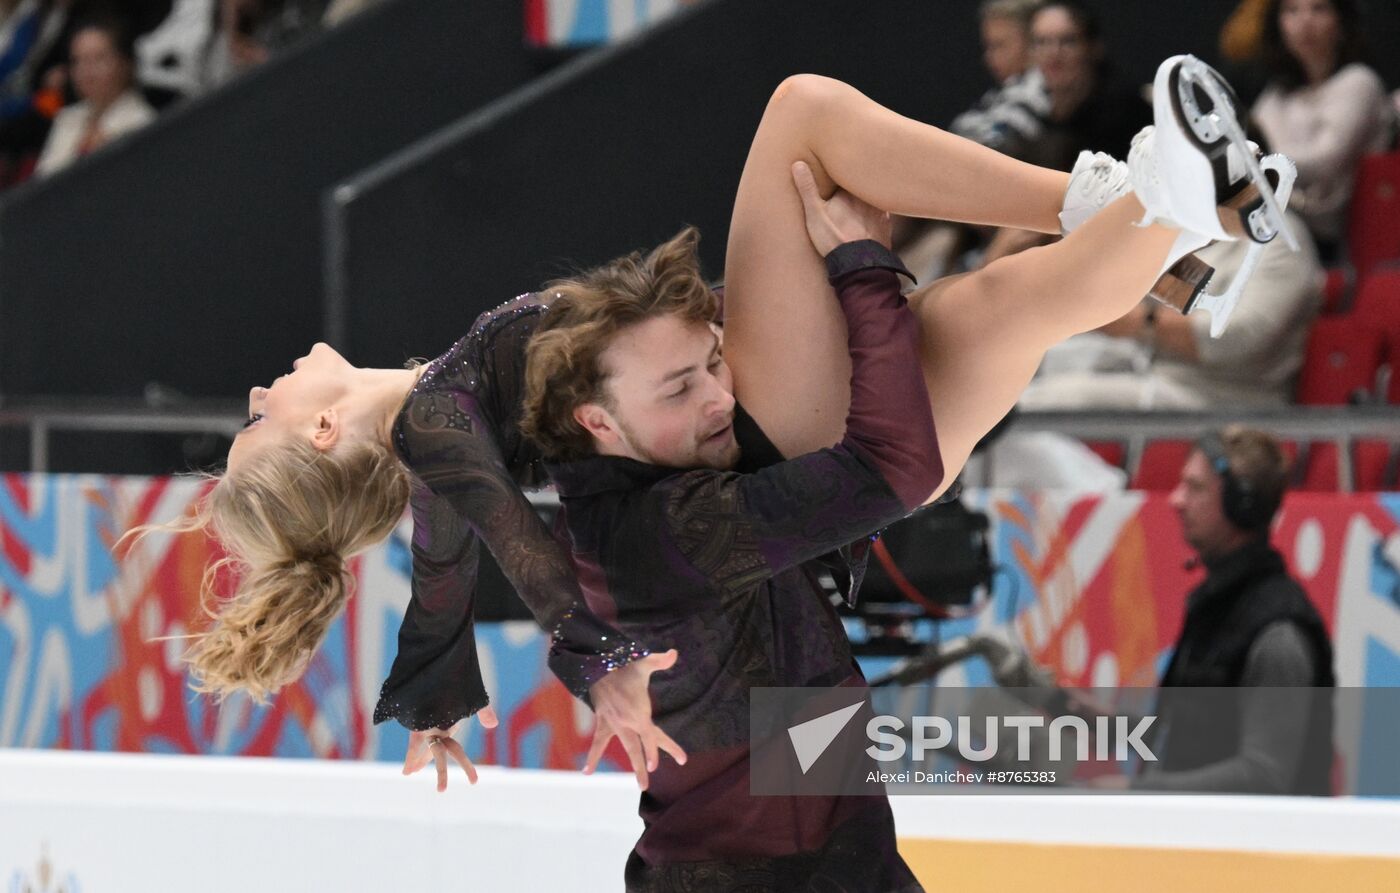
xmin=1195 ymin=432 xmax=1277 ymax=531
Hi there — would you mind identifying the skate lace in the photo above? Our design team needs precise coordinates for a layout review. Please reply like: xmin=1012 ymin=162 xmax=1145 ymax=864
xmin=1083 ymin=158 xmax=1130 ymax=203
xmin=1128 ymin=128 xmax=1164 ymax=204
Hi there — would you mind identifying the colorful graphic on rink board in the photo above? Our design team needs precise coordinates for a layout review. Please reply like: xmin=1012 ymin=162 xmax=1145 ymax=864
xmin=523 ymin=0 xmax=700 ymax=46
xmin=2 ymin=475 xmax=1398 ymax=784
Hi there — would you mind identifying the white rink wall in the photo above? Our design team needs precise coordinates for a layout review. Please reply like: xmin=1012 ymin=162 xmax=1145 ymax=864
xmin=5 ymin=749 xmax=1400 ymax=892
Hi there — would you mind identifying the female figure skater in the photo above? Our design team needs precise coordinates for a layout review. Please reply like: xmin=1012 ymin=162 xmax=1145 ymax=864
xmin=165 ymin=53 xmax=1290 ymax=791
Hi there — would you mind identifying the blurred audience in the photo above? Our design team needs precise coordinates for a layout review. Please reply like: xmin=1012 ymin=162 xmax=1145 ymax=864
xmin=141 ymin=0 xmax=364 ymax=100
xmin=900 ymin=0 xmax=1051 ymax=280
xmin=136 ymin=0 xmax=215 ymax=98
xmin=0 ymin=0 xmax=375 ymax=187
xmin=1251 ymin=0 xmax=1397 ymax=263
xmin=0 ymin=0 xmax=71 ymax=181
xmin=1019 ymin=210 xmax=1321 ymax=410
xmin=35 ymin=16 xmax=154 ymax=176
xmin=950 ymin=0 xmax=1049 ymax=155
xmin=202 ymin=0 xmax=327 ymax=89
xmin=976 ymin=1 xmax=1150 ymax=269
xmin=1018 ymin=0 xmax=1147 ymax=171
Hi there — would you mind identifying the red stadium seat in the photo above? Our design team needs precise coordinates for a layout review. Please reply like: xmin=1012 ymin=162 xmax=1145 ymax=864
xmin=1353 ymin=440 xmax=1396 ymax=491
xmin=1349 ymin=266 xmax=1400 ymax=354
xmin=1293 ymin=441 xmax=1339 ymax=491
xmin=1083 ymin=440 xmax=1125 ymax=470
xmin=1295 ymin=317 xmax=1384 ymax=405
xmin=1321 ymin=267 xmax=1351 ymax=315
xmin=1130 ymin=440 xmax=1194 ymax=490
xmin=1348 ymin=151 xmax=1400 ymax=278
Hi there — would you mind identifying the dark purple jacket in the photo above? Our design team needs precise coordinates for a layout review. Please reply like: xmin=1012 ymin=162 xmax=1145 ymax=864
xmin=548 ymin=241 xmax=941 ymax=892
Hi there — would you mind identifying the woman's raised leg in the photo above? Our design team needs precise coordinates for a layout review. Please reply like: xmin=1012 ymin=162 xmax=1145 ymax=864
xmin=722 ymin=75 xmax=1072 ymax=458
xmin=723 ymin=75 xmax=1184 ymax=502
xmin=906 ymin=195 xmax=1175 ymax=502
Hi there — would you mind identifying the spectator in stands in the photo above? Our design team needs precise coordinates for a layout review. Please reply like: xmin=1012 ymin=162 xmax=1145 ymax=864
xmin=1018 ymin=208 xmax=1322 ymax=409
xmin=898 ymin=0 xmax=1050 ymax=281
xmin=976 ymin=0 xmax=1149 ymax=268
xmin=1252 ymin=0 xmax=1397 ymax=263
xmin=950 ymin=0 xmax=1049 ymax=155
xmin=1020 ymin=0 xmax=1147 ymax=170
xmin=1131 ymin=427 xmax=1335 ymax=795
xmin=0 ymin=0 xmax=70 ymax=183
xmin=0 ymin=0 xmax=71 ymax=121
xmin=202 ymin=0 xmax=326 ymax=89
xmin=0 ymin=1 xmax=44 ymax=90
xmin=35 ymin=16 xmax=154 ymax=176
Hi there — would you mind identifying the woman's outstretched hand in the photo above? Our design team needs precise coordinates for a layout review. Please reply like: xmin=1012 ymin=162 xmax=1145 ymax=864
xmin=401 ymin=705 xmax=499 ymax=792
xmin=584 ymin=649 xmax=688 ymax=791
xmin=791 ymin=160 xmax=893 ymax=256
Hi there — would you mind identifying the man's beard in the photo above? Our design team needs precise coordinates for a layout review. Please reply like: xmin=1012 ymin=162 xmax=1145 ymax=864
xmin=615 ymin=412 xmax=735 ymax=470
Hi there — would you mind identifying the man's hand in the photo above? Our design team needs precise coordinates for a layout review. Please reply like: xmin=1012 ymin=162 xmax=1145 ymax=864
xmin=791 ymin=161 xmax=892 ymax=256
xmin=402 ymin=705 xmax=499 ymax=793
xmin=584 ymin=649 xmax=688 ymax=791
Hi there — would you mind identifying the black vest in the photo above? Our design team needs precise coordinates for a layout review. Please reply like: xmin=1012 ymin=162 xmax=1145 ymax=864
xmin=1156 ymin=540 xmax=1336 ymax=795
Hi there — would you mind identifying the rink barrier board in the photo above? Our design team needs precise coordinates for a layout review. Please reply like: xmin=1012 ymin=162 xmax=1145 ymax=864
xmin=4 ymin=749 xmax=1400 ymax=893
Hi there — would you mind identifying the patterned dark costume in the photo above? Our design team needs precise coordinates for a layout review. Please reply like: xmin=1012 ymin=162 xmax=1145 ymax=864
xmin=373 ymin=293 xmax=646 ymax=731
xmin=547 ymin=242 xmax=940 ymax=892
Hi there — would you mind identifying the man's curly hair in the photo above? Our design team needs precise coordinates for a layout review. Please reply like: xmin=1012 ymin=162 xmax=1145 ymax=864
xmin=521 ymin=226 xmax=718 ymax=461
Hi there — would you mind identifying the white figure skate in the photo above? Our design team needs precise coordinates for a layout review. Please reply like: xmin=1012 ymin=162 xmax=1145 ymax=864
xmin=1131 ymin=54 xmax=1299 ymax=336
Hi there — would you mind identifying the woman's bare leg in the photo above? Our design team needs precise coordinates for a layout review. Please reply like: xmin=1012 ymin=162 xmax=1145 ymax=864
xmin=724 ymin=74 xmax=1071 ymax=456
xmin=723 ymin=75 xmax=1174 ymax=500
xmin=907 ymin=195 xmax=1174 ymax=502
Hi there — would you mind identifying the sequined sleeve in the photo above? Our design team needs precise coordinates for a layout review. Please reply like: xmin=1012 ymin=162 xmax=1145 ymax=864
xmin=374 ymin=385 xmax=647 ymax=730
xmin=372 ymin=479 xmax=488 ymax=731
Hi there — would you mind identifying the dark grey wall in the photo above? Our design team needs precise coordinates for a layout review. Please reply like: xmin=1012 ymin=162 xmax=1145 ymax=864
xmin=4 ymin=0 xmax=1396 ymax=416
xmin=0 ymin=0 xmax=539 ymax=402
xmin=333 ymin=0 xmax=1259 ymax=368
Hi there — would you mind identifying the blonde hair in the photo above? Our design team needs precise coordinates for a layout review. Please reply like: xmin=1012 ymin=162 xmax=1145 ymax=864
xmin=521 ymin=226 xmax=718 ymax=460
xmin=130 ymin=437 xmax=411 ymax=703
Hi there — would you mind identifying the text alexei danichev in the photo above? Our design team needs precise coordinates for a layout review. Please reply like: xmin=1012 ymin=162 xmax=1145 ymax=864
xmin=866 ymin=769 xmax=1058 ymax=784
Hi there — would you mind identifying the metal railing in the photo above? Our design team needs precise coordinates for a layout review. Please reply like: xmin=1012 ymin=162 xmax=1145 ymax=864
xmin=1 ymin=402 xmax=1396 ymax=485
xmin=991 ymin=407 xmax=1400 ymax=491
xmin=0 ymin=401 xmax=245 ymax=473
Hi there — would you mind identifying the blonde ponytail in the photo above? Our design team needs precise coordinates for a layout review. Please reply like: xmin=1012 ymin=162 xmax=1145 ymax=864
xmin=129 ymin=437 xmax=410 ymax=703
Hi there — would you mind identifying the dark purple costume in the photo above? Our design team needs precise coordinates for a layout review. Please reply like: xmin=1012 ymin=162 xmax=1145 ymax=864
xmin=547 ymin=242 xmax=942 ymax=892
xmin=372 ymin=293 xmax=646 ymax=731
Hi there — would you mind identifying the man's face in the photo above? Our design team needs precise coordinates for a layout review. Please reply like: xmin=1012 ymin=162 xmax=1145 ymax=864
xmin=982 ymin=15 xmax=1030 ymax=84
xmin=1030 ymin=7 xmax=1095 ymax=94
xmin=1168 ymin=450 xmax=1237 ymax=556
xmin=578 ymin=314 xmax=740 ymax=471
